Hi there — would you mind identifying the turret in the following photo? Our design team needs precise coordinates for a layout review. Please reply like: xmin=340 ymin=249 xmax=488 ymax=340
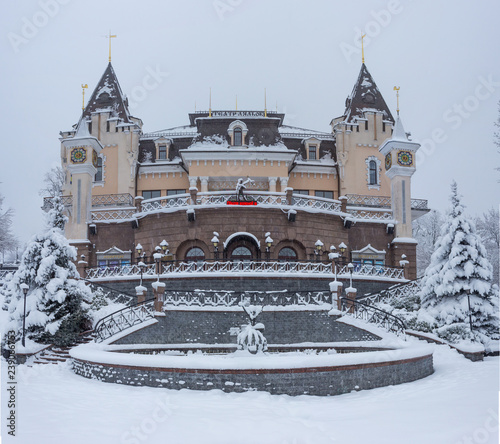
xmin=332 ymin=63 xmax=395 ymax=197
xmin=379 ymin=115 xmax=419 ymax=238
xmin=61 ymin=118 xmax=103 ymax=241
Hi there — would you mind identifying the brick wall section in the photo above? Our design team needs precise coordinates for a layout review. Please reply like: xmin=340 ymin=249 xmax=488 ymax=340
xmin=113 ymin=312 xmax=381 ymax=345
xmin=72 ymin=353 xmax=434 ymax=396
xmin=87 ymin=206 xmax=417 ymax=276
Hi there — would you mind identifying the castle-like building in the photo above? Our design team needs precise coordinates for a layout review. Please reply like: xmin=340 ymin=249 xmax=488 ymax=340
xmin=57 ymin=61 xmax=427 ymax=283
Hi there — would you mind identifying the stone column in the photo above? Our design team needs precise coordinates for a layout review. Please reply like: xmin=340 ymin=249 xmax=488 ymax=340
xmin=200 ymin=177 xmax=209 ymax=193
xmin=189 ymin=187 xmax=198 ymax=205
xmin=77 ymin=257 xmax=87 ymax=279
xmin=152 ymin=282 xmax=166 ymax=313
xmin=268 ymin=177 xmax=277 ymax=193
xmin=329 ymin=280 xmax=343 ymax=311
xmin=134 ymin=196 xmax=144 ymax=213
xmin=279 ymin=177 xmax=289 ymax=192
xmin=136 ymin=285 xmax=147 ymax=304
xmin=188 ymin=176 xmax=198 ymax=189
xmin=285 ymin=187 xmax=293 ymax=205
xmin=345 ymin=286 xmax=357 ymax=313
xmin=339 ymin=195 xmax=347 ymax=213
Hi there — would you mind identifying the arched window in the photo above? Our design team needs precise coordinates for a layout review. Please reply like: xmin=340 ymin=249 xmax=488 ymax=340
xmin=278 ymin=247 xmax=297 ymax=262
xmin=231 ymin=246 xmax=252 ymax=261
xmin=369 ymin=160 xmax=377 ymax=185
xmin=185 ymin=247 xmax=205 ymax=262
xmin=234 ymin=127 xmax=242 ymax=146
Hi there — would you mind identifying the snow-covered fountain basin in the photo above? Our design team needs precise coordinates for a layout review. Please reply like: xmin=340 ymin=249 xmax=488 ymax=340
xmin=70 ymin=342 xmax=433 ymax=396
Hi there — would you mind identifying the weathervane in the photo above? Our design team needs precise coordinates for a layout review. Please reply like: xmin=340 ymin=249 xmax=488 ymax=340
xmin=209 ymin=87 xmax=212 ymax=117
xmin=264 ymin=88 xmax=267 ymax=117
xmin=393 ymin=86 xmax=400 ymax=115
xmin=107 ymin=31 xmax=117 ymax=62
xmin=81 ymin=84 xmax=88 ymax=110
xmin=361 ymin=33 xmax=366 ymax=64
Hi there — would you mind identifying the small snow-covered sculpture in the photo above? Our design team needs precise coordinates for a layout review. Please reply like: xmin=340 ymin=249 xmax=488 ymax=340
xmin=235 ymin=177 xmax=255 ymax=202
xmin=237 ymin=300 xmax=268 ymax=354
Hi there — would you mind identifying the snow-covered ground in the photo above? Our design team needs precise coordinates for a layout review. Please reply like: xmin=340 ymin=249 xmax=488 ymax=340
xmin=1 ymin=340 xmax=498 ymax=444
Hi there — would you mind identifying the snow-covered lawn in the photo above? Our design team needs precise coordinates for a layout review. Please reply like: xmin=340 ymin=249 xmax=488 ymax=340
xmin=1 ymin=342 xmax=498 ymax=444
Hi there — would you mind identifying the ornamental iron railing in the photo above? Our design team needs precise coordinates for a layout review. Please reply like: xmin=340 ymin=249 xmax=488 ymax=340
xmin=357 ymin=277 xmax=423 ymax=305
xmin=346 ymin=194 xmax=428 ymax=211
xmin=84 ymin=279 xmax=138 ymax=305
xmin=92 ymin=193 xmax=134 ymax=207
xmin=340 ymin=297 xmax=406 ymax=337
xmin=163 ymin=289 xmax=331 ymax=307
xmin=91 ymin=208 xmax=136 ymax=221
xmin=93 ymin=299 xmax=155 ymax=342
xmin=85 ymin=260 xmax=406 ymax=281
xmin=42 ymin=195 xmax=73 ymax=212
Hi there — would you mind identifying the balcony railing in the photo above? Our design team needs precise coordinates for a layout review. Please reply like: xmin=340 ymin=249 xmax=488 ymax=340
xmin=85 ymin=260 xmax=406 ymax=281
xmin=92 ymin=193 xmax=134 ymax=207
xmin=346 ymin=194 xmax=428 ymax=211
xmin=42 ymin=195 xmax=73 ymax=212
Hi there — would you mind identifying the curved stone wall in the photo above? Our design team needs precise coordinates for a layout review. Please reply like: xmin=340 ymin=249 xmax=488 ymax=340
xmin=71 ymin=346 xmax=434 ymax=396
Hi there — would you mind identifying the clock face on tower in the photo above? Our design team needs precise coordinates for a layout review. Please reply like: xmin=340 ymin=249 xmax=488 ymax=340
xmin=92 ymin=149 xmax=98 ymax=168
xmin=385 ymin=153 xmax=392 ymax=170
xmin=397 ymin=150 xmax=413 ymax=167
xmin=70 ymin=147 xmax=87 ymax=164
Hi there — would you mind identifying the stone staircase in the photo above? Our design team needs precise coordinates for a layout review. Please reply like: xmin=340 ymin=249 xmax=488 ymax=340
xmin=32 ymin=330 xmax=94 ymax=365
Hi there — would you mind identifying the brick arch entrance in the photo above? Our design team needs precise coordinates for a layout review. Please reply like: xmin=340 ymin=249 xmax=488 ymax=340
xmin=224 ymin=234 xmax=261 ymax=261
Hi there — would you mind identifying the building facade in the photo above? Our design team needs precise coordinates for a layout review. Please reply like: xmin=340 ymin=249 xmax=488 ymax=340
xmin=57 ymin=61 xmax=427 ymax=282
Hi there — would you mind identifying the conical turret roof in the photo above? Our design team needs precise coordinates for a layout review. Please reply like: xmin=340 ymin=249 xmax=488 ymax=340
xmin=82 ymin=62 xmax=131 ymax=123
xmin=343 ymin=64 xmax=394 ymax=124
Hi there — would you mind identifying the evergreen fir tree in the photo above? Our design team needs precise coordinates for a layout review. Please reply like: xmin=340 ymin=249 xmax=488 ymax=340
xmin=3 ymin=195 xmax=92 ymax=346
xmin=419 ymin=182 xmax=499 ymax=343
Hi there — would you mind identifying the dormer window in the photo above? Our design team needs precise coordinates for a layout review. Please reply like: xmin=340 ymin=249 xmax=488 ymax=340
xmin=154 ymin=138 xmax=171 ymax=161
xmin=234 ymin=127 xmax=242 ymax=146
xmin=227 ymin=120 xmax=248 ymax=146
xmin=304 ymin=137 xmax=321 ymax=161
xmin=308 ymin=145 xmax=317 ymax=160
xmin=158 ymin=144 xmax=167 ymax=160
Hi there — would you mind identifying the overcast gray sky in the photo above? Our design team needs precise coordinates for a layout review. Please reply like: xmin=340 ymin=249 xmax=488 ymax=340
xmin=1 ymin=0 xmax=499 ymax=246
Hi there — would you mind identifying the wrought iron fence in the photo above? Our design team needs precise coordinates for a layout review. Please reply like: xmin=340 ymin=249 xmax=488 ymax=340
xmin=346 ymin=194 xmax=428 ymax=211
xmin=162 ymin=290 xmax=331 ymax=307
xmin=358 ymin=277 xmax=423 ymax=305
xmin=91 ymin=208 xmax=136 ymax=221
xmin=93 ymin=299 xmax=155 ymax=342
xmin=345 ymin=208 xmax=394 ymax=221
xmin=85 ymin=260 xmax=406 ymax=280
xmin=92 ymin=193 xmax=134 ymax=207
xmin=84 ymin=280 xmax=138 ymax=305
xmin=42 ymin=195 xmax=73 ymax=212
xmin=340 ymin=297 xmax=406 ymax=337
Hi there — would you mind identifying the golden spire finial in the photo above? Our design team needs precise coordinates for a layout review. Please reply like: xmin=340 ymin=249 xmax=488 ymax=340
xmin=361 ymin=33 xmax=366 ymax=64
xmin=81 ymin=84 xmax=88 ymax=110
xmin=107 ymin=31 xmax=117 ymax=62
xmin=195 ymin=100 xmax=197 ymax=112
xmin=236 ymin=94 xmax=238 ymax=111
xmin=264 ymin=88 xmax=267 ymax=117
xmin=276 ymin=100 xmax=278 ymax=113
xmin=209 ymin=87 xmax=212 ymax=117
xmin=393 ymin=86 xmax=400 ymax=115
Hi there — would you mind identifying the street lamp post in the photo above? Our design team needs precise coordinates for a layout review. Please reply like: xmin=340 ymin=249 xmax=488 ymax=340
xmin=19 ymin=283 xmax=29 ymax=347
xmin=212 ymin=232 xmax=219 ymax=261
xmin=138 ymin=261 xmax=146 ymax=287
xmin=465 ymin=288 xmax=474 ymax=338
xmin=347 ymin=262 xmax=354 ymax=288
xmin=265 ymin=232 xmax=273 ymax=261
xmin=338 ymin=242 xmax=347 ymax=266
xmin=315 ymin=240 xmax=323 ymax=262
xmin=135 ymin=243 xmax=143 ymax=264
